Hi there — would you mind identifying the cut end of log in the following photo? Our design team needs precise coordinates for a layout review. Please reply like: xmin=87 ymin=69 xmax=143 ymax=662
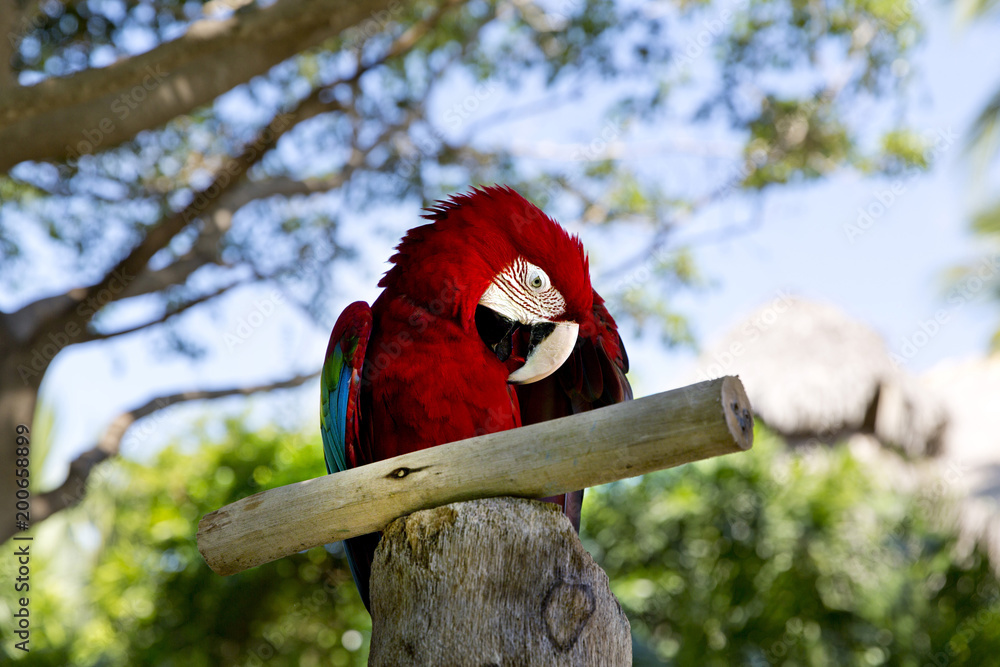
xmin=197 ymin=509 xmax=237 ymax=576
xmin=722 ymin=375 xmax=754 ymax=451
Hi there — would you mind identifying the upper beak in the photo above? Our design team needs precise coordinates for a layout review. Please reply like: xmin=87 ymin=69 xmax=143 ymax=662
xmin=474 ymin=304 xmax=579 ymax=384
xmin=507 ymin=320 xmax=579 ymax=384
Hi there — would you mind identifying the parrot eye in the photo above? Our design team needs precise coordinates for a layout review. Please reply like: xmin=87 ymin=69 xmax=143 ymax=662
xmin=525 ymin=266 xmax=550 ymax=293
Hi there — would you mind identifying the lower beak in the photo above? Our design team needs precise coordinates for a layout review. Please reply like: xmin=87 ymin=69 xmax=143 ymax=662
xmin=507 ymin=321 xmax=579 ymax=384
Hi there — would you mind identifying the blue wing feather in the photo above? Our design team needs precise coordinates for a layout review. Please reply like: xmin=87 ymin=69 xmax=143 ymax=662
xmin=320 ymin=343 xmax=351 ymax=475
xmin=320 ymin=301 xmax=372 ymax=476
xmin=319 ymin=301 xmax=373 ymax=606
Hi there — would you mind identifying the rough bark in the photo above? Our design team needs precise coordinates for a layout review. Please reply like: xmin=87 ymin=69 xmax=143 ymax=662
xmin=0 ymin=0 xmax=394 ymax=170
xmin=0 ymin=0 xmax=19 ymax=91
xmin=368 ymin=497 xmax=632 ymax=666
xmin=0 ymin=349 xmax=44 ymax=542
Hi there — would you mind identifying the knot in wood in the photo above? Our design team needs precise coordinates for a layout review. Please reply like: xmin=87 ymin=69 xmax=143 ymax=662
xmin=541 ymin=581 xmax=596 ymax=652
xmin=731 ymin=400 xmax=752 ymax=434
xmin=386 ymin=465 xmax=426 ymax=479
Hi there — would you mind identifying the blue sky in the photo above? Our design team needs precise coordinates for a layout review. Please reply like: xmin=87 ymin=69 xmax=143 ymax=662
xmin=28 ymin=0 xmax=1000 ymax=487
xmin=667 ymin=5 xmax=1000 ymax=376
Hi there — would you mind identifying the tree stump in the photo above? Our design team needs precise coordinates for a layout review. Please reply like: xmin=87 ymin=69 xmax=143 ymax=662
xmin=368 ymin=497 xmax=631 ymax=666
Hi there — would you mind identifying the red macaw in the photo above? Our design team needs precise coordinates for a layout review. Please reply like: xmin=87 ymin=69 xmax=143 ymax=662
xmin=320 ymin=185 xmax=631 ymax=609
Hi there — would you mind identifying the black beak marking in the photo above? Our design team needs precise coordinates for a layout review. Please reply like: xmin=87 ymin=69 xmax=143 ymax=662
xmin=495 ymin=327 xmax=514 ymax=362
xmin=528 ymin=322 xmax=556 ymax=352
xmin=475 ymin=305 xmax=518 ymax=362
xmin=476 ymin=305 xmax=562 ymax=364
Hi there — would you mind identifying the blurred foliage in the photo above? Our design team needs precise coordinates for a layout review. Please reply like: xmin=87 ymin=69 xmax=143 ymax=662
xmin=585 ymin=429 xmax=1000 ymax=665
xmin=955 ymin=0 xmax=1000 ymax=21
xmin=949 ymin=0 xmax=1000 ymax=348
xmin=943 ymin=197 xmax=1000 ymax=351
xmin=0 ymin=423 xmax=370 ymax=666
xmin=3 ymin=422 xmax=998 ymax=665
xmin=877 ymin=129 xmax=933 ymax=172
xmin=971 ymin=201 xmax=1000 ymax=238
xmin=741 ymin=96 xmax=852 ymax=188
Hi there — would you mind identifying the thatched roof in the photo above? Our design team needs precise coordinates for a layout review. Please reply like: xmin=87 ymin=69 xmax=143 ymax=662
xmin=693 ymin=297 xmax=947 ymax=456
xmin=693 ymin=295 xmax=1000 ymax=566
xmin=922 ymin=357 xmax=1000 ymax=563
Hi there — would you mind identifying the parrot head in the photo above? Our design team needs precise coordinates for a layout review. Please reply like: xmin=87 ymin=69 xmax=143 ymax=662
xmin=380 ymin=185 xmax=594 ymax=385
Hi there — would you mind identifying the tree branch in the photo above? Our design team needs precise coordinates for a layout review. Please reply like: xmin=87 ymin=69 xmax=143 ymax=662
xmin=17 ymin=371 xmax=320 ymax=540
xmin=220 ymin=174 xmax=350 ymax=211
xmin=1 ymin=292 xmax=78 ymax=344
xmin=83 ymin=279 xmax=248 ymax=342
xmin=116 ymin=205 xmax=237 ymax=302
xmin=0 ymin=0 xmax=397 ymax=170
xmin=14 ymin=0 xmax=455 ymax=349
xmin=115 ymin=257 xmax=225 ymax=302
xmin=27 ymin=95 xmax=328 ymax=348
xmin=0 ymin=0 xmax=19 ymax=92
xmin=115 ymin=3 xmax=459 ymax=302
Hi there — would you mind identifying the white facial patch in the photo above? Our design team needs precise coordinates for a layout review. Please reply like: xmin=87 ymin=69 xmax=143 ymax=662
xmin=477 ymin=258 xmax=567 ymax=324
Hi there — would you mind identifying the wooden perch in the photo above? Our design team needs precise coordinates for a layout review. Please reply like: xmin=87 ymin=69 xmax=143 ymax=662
xmin=368 ymin=497 xmax=632 ymax=665
xmin=197 ymin=376 xmax=753 ymax=576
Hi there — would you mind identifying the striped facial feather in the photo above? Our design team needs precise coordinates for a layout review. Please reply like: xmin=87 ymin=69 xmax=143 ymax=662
xmin=478 ymin=257 xmax=568 ymax=323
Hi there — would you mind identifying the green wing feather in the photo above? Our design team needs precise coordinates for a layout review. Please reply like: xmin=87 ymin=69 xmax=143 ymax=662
xmin=320 ymin=301 xmax=372 ymax=475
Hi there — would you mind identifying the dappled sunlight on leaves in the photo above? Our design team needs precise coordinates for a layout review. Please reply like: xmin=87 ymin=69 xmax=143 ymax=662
xmin=0 ymin=422 xmax=370 ymax=666
xmin=584 ymin=428 xmax=1000 ymax=666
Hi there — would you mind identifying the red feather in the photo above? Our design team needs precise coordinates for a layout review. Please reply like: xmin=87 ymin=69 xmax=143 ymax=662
xmin=328 ymin=186 xmax=631 ymax=610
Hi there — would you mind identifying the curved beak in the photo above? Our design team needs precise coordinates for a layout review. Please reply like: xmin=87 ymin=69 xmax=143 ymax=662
xmin=507 ymin=320 xmax=578 ymax=384
xmin=475 ymin=305 xmax=579 ymax=384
